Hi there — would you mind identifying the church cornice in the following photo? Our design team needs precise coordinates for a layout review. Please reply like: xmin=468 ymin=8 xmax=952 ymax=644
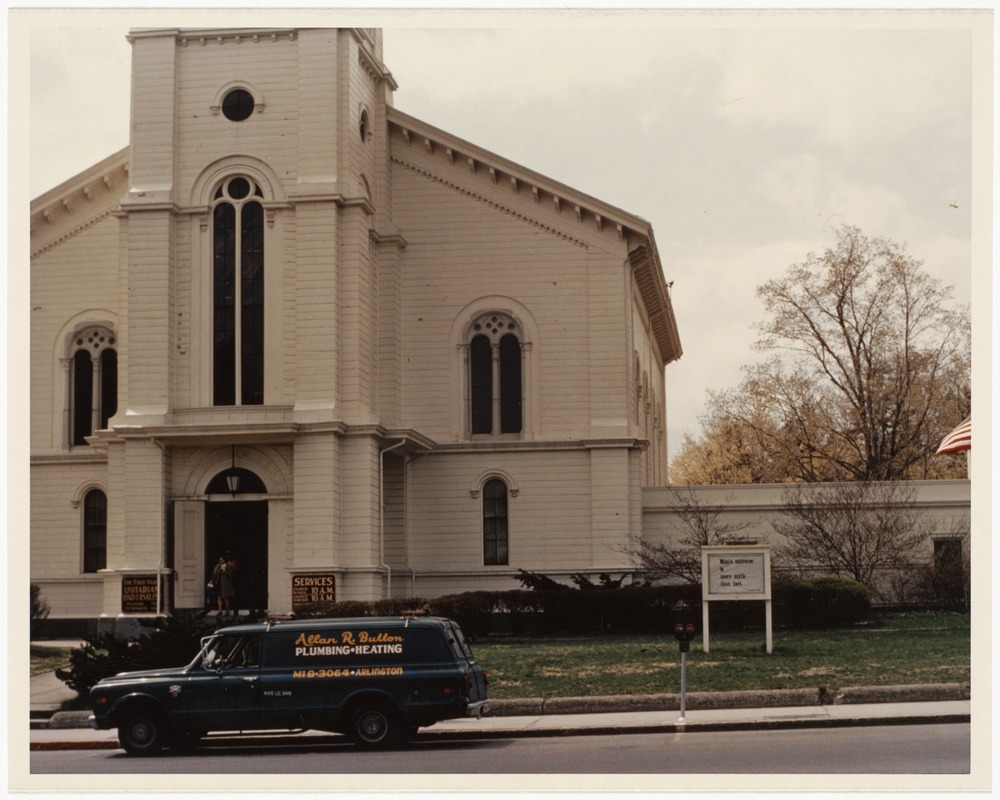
xmin=128 ymin=28 xmax=299 ymax=46
xmin=388 ymin=108 xmax=645 ymax=247
xmin=391 ymin=157 xmax=588 ymax=248
xmin=628 ymin=243 xmax=683 ymax=365
xmin=30 ymin=147 xmax=130 ymax=258
xmin=356 ymin=37 xmax=398 ymax=91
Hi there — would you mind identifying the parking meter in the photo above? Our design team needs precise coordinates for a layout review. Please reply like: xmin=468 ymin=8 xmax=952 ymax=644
xmin=673 ymin=623 xmax=696 ymax=722
xmin=674 ymin=622 xmax=696 ymax=652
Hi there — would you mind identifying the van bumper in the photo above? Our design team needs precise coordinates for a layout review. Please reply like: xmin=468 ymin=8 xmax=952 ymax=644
xmin=466 ymin=700 xmax=489 ymax=719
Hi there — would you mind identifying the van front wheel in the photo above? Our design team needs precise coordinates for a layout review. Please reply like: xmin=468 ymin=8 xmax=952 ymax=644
xmin=118 ymin=709 xmax=167 ymax=756
xmin=350 ymin=701 xmax=402 ymax=749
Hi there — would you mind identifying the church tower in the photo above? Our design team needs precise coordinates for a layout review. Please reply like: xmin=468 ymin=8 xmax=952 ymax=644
xmin=96 ymin=28 xmax=400 ymax=625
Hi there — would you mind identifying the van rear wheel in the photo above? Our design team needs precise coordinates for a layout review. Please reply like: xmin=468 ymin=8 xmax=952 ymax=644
xmin=350 ymin=701 xmax=402 ymax=749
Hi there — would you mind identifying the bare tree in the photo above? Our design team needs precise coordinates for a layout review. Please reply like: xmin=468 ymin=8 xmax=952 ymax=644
xmin=672 ymin=226 xmax=970 ymax=483
xmin=774 ymin=481 xmax=929 ymax=596
xmin=631 ymin=487 xmax=758 ymax=584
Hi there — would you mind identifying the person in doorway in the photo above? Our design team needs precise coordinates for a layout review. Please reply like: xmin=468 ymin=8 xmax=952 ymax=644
xmin=220 ymin=550 xmax=238 ymax=613
xmin=208 ymin=555 xmax=226 ymax=611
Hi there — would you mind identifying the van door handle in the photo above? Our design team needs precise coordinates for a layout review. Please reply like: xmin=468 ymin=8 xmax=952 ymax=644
xmin=243 ymin=676 xmax=258 ymax=684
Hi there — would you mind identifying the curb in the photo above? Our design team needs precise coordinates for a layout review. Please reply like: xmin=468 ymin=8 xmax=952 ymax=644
xmin=29 ymin=712 xmax=972 ymax=752
xmin=487 ymin=682 xmax=970 ymax=716
xmin=34 ymin=682 xmax=970 ymax=734
xmin=38 ymin=683 xmax=971 ymax=728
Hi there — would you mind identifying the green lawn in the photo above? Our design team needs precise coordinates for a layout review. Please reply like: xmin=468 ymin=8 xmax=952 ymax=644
xmin=471 ymin=612 xmax=970 ymax=699
xmin=30 ymin=645 xmax=73 ymax=677
xmin=31 ymin=612 xmax=970 ymax=701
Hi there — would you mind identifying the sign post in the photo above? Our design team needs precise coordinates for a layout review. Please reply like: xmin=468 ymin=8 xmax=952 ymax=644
xmin=701 ymin=544 xmax=772 ymax=654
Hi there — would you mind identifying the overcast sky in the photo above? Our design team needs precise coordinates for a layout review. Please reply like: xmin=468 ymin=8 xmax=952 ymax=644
xmin=22 ymin=9 xmax=986 ymax=465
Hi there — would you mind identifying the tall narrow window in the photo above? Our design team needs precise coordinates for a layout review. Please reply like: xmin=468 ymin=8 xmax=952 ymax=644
xmin=499 ymin=334 xmax=522 ymax=433
xmin=83 ymin=489 xmax=107 ymax=573
xmin=470 ymin=335 xmax=492 ymax=434
xmin=69 ymin=326 xmax=117 ymax=446
xmin=468 ymin=313 xmax=523 ymax=435
xmin=214 ymin=177 xmax=265 ymax=406
xmin=483 ymin=478 xmax=509 ymax=565
xmin=72 ymin=350 xmax=93 ymax=446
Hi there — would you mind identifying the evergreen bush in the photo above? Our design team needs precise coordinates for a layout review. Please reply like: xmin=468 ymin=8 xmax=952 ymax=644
xmin=56 ymin=612 xmax=222 ymax=696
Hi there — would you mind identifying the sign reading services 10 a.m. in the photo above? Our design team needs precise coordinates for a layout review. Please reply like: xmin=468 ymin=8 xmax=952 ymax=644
xmin=292 ymin=573 xmax=337 ymax=613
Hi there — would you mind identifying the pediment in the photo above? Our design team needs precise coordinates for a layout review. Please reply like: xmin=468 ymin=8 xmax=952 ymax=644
xmin=30 ymin=147 xmax=130 ymax=257
xmin=388 ymin=108 xmax=682 ymax=364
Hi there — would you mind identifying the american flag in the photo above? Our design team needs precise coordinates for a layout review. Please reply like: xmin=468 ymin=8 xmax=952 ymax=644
xmin=936 ymin=417 xmax=972 ymax=454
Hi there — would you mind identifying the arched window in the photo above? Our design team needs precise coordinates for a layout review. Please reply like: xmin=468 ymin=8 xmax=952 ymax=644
xmin=82 ymin=489 xmax=107 ymax=573
xmin=483 ymin=478 xmax=509 ymax=565
xmin=214 ymin=176 xmax=265 ymax=406
xmin=69 ymin=326 xmax=117 ymax=446
xmin=469 ymin=313 xmax=522 ymax=435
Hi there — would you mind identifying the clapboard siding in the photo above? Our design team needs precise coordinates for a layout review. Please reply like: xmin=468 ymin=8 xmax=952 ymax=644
xmin=30 ymin=215 xmax=121 ymax=452
xmin=392 ymin=165 xmax=615 ymax=441
xmin=30 ymin=461 xmax=108 ymax=582
xmin=408 ymin=451 xmax=597 ymax=571
xmin=174 ymin=37 xmax=301 ymax=197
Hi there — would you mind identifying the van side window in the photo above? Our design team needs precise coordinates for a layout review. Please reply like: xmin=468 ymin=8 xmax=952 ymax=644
xmin=227 ymin=636 xmax=260 ymax=668
xmin=206 ymin=635 xmax=260 ymax=669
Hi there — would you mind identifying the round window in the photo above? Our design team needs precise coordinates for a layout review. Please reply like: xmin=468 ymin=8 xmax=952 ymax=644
xmin=222 ymin=89 xmax=255 ymax=122
xmin=227 ymin=177 xmax=251 ymax=200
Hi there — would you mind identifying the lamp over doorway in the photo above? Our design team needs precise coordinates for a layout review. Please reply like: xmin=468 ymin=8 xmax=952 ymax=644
xmin=225 ymin=445 xmax=241 ymax=496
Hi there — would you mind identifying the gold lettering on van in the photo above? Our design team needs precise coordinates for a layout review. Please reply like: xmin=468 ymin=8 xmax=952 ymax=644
xmin=294 ymin=632 xmax=340 ymax=647
xmin=292 ymin=629 xmax=406 ymax=652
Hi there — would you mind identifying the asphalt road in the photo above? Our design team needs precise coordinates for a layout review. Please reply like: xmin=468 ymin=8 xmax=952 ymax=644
xmin=30 ymin=723 xmax=969 ymax=776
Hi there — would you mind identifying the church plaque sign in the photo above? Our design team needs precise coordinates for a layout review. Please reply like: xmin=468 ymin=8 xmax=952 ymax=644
xmin=121 ymin=574 xmax=160 ymax=614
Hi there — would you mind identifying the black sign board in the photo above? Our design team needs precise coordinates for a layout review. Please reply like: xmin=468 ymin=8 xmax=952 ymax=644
xmin=292 ymin=573 xmax=337 ymax=612
xmin=121 ymin=574 xmax=159 ymax=614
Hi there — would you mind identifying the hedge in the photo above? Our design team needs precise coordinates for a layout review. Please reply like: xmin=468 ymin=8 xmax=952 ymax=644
xmin=56 ymin=579 xmax=870 ymax=696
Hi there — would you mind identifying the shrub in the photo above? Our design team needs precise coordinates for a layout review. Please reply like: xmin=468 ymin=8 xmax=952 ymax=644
xmin=773 ymin=577 xmax=871 ymax=628
xmin=430 ymin=592 xmax=499 ymax=638
xmin=55 ymin=611 xmax=259 ymax=696
xmin=371 ymin=596 xmax=431 ymax=617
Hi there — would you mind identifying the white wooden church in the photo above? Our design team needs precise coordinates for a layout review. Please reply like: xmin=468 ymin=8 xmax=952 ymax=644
xmin=30 ymin=27 xmax=683 ymax=631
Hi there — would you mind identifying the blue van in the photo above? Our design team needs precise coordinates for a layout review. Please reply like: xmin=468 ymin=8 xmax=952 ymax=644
xmin=89 ymin=615 xmax=490 ymax=755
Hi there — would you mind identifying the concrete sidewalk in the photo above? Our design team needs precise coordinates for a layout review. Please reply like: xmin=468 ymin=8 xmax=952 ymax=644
xmin=29 ymin=664 xmax=970 ymax=752
xmin=29 ymin=700 xmax=972 ymax=751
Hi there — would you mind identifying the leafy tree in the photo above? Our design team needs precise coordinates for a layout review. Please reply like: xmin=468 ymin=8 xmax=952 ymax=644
xmin=30 ymin=584 xmax=50 ymax=639
xmin=773 ymin=480 xmax=930 ymax=598
xmin=672 ymin=226 xmax=970 ymax=483
xmin=629 ymin=486 xmax=759 ymax=584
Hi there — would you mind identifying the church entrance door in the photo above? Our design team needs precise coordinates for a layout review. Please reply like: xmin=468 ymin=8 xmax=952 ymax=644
xmin=205 ymin=501 xmax=268 ymax=611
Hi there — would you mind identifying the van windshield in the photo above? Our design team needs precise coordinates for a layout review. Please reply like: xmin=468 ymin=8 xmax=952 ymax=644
xmin=188 ymin=635 xmax=219 ymax=670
